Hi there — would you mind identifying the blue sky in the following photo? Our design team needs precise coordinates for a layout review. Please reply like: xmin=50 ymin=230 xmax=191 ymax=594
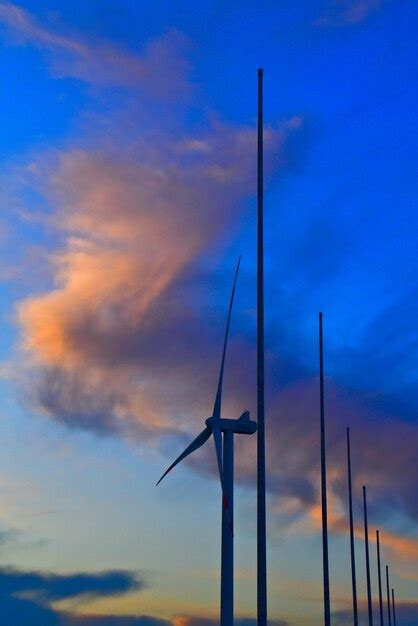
xmin=0 ymin=1 xmax=417 ymax=625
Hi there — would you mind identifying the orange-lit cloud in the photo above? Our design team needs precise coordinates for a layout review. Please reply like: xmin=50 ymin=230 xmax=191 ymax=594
xmin=2 ymin=3 xmax=304 ymax=447
xmin=16 ymin=119 xmax=301 ymax=438
xmin=280 ymin=476 xmax=418 ymax=564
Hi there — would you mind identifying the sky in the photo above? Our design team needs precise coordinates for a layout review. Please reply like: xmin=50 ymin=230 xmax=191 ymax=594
xmin=0 ymin=0 xmax=417 ymax=624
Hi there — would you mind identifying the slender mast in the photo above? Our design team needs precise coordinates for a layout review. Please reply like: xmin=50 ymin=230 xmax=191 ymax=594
xmin=376 ymin=530 xmax=384 ymax=626
xmin=391 ymin=589 xmax=396 ymax=626
xmin=347 ymin=428 xmax=358 ymax=626
xmin=256 ymin=66 xmax=267 ymax=626
xmin=319 ymin=312 xmax=331 ymax=626
xmin=386 ymin=566 xmax=392 ymax=626
xmin=363 ymin=486 xmax=373 ymax=626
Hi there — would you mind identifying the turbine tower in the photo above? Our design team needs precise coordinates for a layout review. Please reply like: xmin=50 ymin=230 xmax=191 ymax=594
xmin=157 ymin=258 xmax=257 ymax=626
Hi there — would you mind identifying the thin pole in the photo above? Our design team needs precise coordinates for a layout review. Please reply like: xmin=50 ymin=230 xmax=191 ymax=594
xmin=221 ymin=431 xmax=234 ymax=626
xmin=257 ymin=67 xmax=267 ymax=626
xmin=363 ymin=486 xmax=373 ymax=626
xmin=391 ymin=589 xmax=396 ymax=626
xmin=376 ymin=530 xmax=384 ymax=626
xmin=347 ymin=428 xmax=358 ymax=626
xmin=319 ymin=312 xmax=331 ymax=626
xmin=386 ymin=566 xmax=392 ymax=626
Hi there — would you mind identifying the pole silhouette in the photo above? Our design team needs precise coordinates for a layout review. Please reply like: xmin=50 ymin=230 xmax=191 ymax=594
xmin=256 ymin=67 xmax=267 ymax=626
xmin=391 ymin=589 xmax=396 ymax=626
xmin=319 ymin=313 xmax=331 ymax=626
xmin=363 ymin=486 xmax=373 ymax=626
xmin=376 ymin=530 xmax=384 ymax=626
xmin=347 ymin=428 xmax=358 ymax=626
xmin=346 ymin=427 xmax=358 ymax=626
xmin=386 ymin=566 xmax=392 ymax=626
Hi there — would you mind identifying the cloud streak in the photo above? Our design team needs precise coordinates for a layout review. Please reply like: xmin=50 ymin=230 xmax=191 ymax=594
xmin=0 ymin=2 xmax=191 ymax=98
xmin=315 ymin=0 xmax=384 ymax=26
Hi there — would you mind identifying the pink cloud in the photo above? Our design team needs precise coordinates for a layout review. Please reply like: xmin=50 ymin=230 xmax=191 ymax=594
xmin=15 ymin=118 xmax=300 ymax=439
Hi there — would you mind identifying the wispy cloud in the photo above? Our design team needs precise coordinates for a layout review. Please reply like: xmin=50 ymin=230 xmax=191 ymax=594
xmin=0 ymin=2 xmax=191 ymax=98
xmin=315 ymin=0 xmax=384 ymax=27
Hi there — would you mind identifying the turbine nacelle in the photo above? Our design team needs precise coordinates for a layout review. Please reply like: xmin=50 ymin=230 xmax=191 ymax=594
xmin=205 ymin=413 xmax=257 ymax=435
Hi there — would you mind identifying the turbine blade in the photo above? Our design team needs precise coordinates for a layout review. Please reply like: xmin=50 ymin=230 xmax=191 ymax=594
xmin=212 ymin=257 xmax=241 ymax=420
xmin=156 ymin=426 xmax=212 ymax=485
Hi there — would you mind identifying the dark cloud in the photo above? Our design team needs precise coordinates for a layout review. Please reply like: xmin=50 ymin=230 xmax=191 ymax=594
xmin=65 ymin=616 xmax=169 ymax=626
xmin=0 ymin=566 xmax=158 ymax=626
xmin=332 ymin=601 xmax=418 ymax=626
xmin=0 ymin=567 xmax=142 ymax=601
xmin=0 ymin=593 xmax=60 ymax=626
xmin=334 ymin=287 xmax=418 ymax=420
xmin=0 ymin=567 xmax=291 ymax=626
xmin=173 ymin=618 xmax=289 ymax=626
xmin=391 ymin=601 xmax=418 ymax=625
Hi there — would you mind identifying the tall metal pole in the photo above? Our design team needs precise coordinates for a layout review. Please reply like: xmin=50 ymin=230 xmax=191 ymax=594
xmin=391 ymin=589 xmax=396 ymax=626
xmin=376 ymin=530 xmax=384 ymax=626
xmin=257 ymin=67 xmax=267 ymax=626
xmin=386 ymin=566 xmax=392 ymax=626
xmin=221 ymin=431 xmax=234 ymax=626
xmin=319 ymin=312 xmax=331 ymax=626
xmin=363 ymin=486 xmax=373 ymax=626
xmin=346 ymin=428 xmax=358 ymax=626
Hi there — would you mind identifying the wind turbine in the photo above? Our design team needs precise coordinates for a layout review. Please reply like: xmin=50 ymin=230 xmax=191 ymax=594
xmin=157 ymin=258 xmax=257 ymax=626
